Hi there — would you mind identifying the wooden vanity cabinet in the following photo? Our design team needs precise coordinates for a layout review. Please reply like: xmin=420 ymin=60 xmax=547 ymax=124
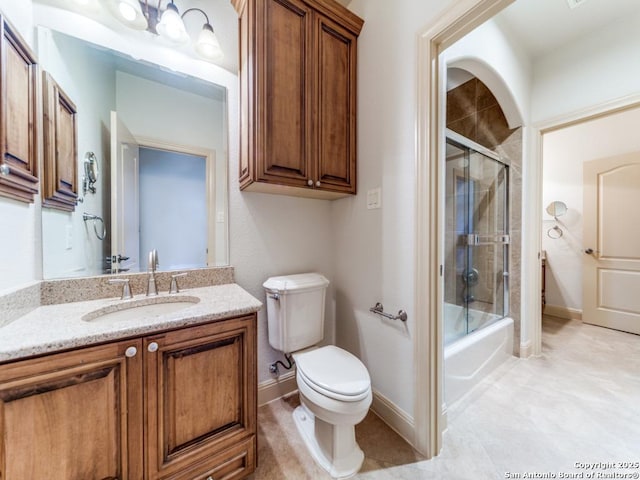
xmin=145 ymin=316 xmax=257 ymax=480
xmin=0 ymin=339 xmax=144 ymax=480
xmin=0 ymin=314 xmax=257 ymax=480
xmin=234 ymin=0 xmax=363 ymax=199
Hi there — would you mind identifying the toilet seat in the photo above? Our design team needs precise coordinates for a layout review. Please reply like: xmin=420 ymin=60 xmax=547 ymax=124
xmin=295 ymin=346 xmax=371 ymax=402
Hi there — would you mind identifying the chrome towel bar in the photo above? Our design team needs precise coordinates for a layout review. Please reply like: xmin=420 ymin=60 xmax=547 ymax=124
xmin=369 ymin=302 xmax=408 ymax=322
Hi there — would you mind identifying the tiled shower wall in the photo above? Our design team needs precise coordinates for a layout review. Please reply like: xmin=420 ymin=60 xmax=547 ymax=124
xmin=446 ymin=77 xmax=523 ymax=355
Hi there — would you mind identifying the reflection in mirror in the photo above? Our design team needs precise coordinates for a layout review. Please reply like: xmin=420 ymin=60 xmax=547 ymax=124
xmin=82 ymin=152 xmax=99 ymax=195
xmin=546 ymin=201 xmax=567 ymax=219
xmin=39 ymin=28 xmax=229 ymax=279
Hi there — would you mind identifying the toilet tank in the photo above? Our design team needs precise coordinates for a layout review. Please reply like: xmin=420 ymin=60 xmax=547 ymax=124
xmin=263 ymin=273 xmax=330 ymax=353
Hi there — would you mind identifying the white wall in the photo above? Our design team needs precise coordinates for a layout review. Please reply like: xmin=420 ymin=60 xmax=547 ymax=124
xmin=115 ymin=72 xmax=225 ymax=153
xmin=542 ymin=106 xmax=640 ymax=311
xmin=0 ymin=0 xmax=41 ymax=293
xmin=532 ymin=10 xmax=640 ymax=123
xmin=332 ymin=0 xmax=451 ymax=418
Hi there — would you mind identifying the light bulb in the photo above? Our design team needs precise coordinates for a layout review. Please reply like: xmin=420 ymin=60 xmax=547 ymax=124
xmin=107 ymin=0 xmax=148 ymax=30
xmin=195 ymin=24 xmax=223 ymax=61
xmin=118 ymin=2 xmax=137 ymax=21
xmin=157 ymin=3 xmax=189 ymax=45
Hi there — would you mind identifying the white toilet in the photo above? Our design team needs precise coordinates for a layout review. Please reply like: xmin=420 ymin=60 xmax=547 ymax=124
xmin=263 ymin=273 xmax=372 ymax=479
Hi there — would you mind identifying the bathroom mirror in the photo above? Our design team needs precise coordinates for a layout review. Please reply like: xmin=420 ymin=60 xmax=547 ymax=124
xmin=546 ymin=201 xmax=567 ymax=219
xmin=39 ymin=28 xmax=230 ymax=278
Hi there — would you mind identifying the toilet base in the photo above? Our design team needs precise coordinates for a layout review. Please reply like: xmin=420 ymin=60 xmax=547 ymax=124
xmin=293 ymin=404 xmax=364 ymax=479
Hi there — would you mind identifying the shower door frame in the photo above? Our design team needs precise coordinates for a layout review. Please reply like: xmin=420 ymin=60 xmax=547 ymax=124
xmin=445 ymin=129 xmax=510 ymax=334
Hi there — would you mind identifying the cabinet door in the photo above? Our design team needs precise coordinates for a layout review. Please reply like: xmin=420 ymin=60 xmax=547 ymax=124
xmin=254 ymin=0 xmax=314 ymax=188
xmin=145 ymin=316 xmax=256 ymax=480
xmin=0 ymin=340 xmax=144 ymax=480
xmin=0 ymin=15 xmax=39 ymax=203
xmin=42 ymin=71 xmax=79 ymax=211
xmin=314 ymin=14 xmax=358 ymax=194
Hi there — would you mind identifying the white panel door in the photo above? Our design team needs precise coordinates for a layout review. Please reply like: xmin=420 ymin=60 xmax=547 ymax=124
xmin=583 ymin=151 xmax=640 ymax=334
xmin=110 ymin=111 xmax=140 ymax=273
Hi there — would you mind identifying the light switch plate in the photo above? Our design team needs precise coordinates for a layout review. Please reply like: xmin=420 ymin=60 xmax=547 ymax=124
xmin=367 ymin=187 xmax=381 ymax=209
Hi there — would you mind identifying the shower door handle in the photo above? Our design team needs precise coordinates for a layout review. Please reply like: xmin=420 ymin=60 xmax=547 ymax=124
xmin=467 ymin=234 xmax=511 ymax=246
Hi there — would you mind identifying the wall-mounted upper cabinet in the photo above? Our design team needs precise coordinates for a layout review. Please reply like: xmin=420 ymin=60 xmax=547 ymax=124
xmin=233 ymin=0 xmax=363 ymax=200
xmin=0 ymin=15 xmax=39 ymax=203
xmin=42 ymin=72 xmax=78 ymax=212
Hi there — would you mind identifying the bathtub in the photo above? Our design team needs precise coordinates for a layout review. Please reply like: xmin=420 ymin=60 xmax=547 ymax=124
xmin=444 ymin=309 xmax=513 ymax=406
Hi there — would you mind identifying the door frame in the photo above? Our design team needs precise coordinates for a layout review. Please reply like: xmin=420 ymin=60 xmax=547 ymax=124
xmin=414 ymin=0 xmax=515 ymax=457
xmin=414 ymin=0 xmax=640 ymax=457
xmin=134 ymin=136 xmax=219 ymax=267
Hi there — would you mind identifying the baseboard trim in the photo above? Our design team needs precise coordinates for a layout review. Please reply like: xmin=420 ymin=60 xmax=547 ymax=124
xmin=520 ymin=340 xmax=533 ymax=358
xmin=371 ymin=389 xmax=415 ymax=447
xmin=544 ymin=304 xmax=582 ymax=321
xmin=257 ymin=371 xmax=297 ymax=406
xmin=258 ymin=377 xmax=417 ymax=449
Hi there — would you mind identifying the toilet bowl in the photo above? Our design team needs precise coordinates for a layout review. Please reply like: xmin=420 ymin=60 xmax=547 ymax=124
xmin=292 ymin=345 xmax=372 ymax=479
xmin=263 ymin=273 xmax=372 ymax=478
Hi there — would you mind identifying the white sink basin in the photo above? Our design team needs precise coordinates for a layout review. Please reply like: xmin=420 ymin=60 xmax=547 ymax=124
xmin=83 ymin=296 xmax=200 ymax=323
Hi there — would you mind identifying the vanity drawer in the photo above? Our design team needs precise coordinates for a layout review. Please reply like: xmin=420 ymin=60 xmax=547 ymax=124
xmin=162 ymin=436 xmax=256 ymax=480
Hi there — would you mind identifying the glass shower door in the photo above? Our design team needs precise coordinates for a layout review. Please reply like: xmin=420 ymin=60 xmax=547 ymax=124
xmin=444 ymin=132 xmax=509 ymax=344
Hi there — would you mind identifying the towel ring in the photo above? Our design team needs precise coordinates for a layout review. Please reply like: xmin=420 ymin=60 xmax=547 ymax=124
xmin=547 ymin=225 xmax=563 ymax=239
xmin=83 ymin=213 xmax=107 ymax=241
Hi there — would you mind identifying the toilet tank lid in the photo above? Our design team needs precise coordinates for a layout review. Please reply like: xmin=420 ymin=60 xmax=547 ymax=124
xmin=263 ymin=273 xmax=329 ymax=292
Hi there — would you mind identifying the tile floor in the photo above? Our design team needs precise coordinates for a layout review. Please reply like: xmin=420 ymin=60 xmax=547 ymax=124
xmin=250 ymin=316 xmax=640 ymax=479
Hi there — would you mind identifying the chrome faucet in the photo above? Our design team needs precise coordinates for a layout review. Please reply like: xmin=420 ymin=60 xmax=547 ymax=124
xmin=146 ymin=249 xmax=159 ymax=296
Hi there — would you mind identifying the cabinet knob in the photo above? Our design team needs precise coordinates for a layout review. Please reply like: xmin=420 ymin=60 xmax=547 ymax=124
xmin=315 ymin=180 xmax=321 ymax=187
xmin=307 ymin=179 xmax=313 ymax=186
xmin=147 ymin=342 xmax=159 ymax=353
xmin=125 ymin=346 xmax=137 ymax=358
xmin=206 ymin=477 xmax=214 ymax=480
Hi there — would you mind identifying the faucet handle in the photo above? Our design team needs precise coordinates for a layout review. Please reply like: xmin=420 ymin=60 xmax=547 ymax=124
xmin=169 ymin=273 xmax=188 ymax=294
xmin=108 ymin=278 xmax=132 ymax=300
xmin=148 ymin=249 xmax=159 ymax=272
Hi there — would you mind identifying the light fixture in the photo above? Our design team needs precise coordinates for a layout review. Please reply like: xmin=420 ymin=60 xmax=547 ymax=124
xmin=105 ymin=1 xmax=224 ymax=63
xmin=107 ymin=0 xmax=148 ymax=30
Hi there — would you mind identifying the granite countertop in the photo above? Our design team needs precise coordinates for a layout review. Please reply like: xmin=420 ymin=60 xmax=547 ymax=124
xmin=0 ymin=283 xmax=262 ymax=363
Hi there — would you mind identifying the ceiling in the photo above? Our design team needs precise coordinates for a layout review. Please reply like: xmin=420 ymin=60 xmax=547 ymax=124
xmin=495 ymin=0 xmax=640 ymax=60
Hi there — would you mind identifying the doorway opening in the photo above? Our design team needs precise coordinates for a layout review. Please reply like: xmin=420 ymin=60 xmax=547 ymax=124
xmin=138 ymin=147 xmax=208 ymax=271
